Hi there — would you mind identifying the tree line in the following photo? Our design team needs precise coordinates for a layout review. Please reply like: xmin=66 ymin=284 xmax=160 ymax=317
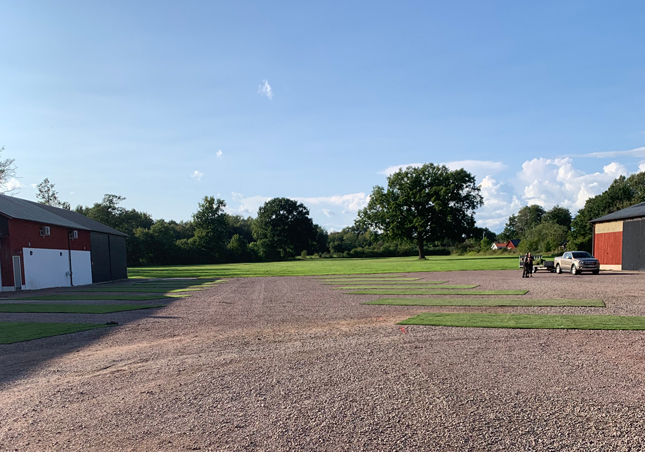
xmin=27 ymin=162 xmax=645 ymax=265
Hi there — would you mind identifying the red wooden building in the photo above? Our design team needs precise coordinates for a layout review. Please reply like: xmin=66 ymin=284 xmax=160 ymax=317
xmin=591 ymin=201 xmax=645 ymax=271
xmin=0 ymin=196 xmax=127 ymax=291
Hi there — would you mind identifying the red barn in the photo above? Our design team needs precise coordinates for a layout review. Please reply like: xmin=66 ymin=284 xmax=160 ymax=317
xmin=0 ymin=196 xmax=128 ymax=291
xmin=591 ymin=201 xmax=645 ymax=271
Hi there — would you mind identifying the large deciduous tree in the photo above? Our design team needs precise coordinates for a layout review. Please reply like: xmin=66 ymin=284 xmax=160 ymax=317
xmin=252 ymin=197 xmax=317 ymax=260
xmin=191 ymin=196 xmax=228 ymax=261
xmin=357 ymin=163 xmax=483 ymax=259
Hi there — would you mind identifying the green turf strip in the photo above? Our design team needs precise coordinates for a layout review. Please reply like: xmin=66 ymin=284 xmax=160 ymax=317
xmin=323 ymin=281 xmax=447 ymax=285
xmin=72 ymin=287 xmax=205 ymax=293
xmin=334 ymin=285 xmax=479 ymax=290
xmin=347 ymin=289 xmax=529 ymax=295
xmin=0 ymin=321 xmax=113 ymax=344
xmin=10 ymin=294 xmax=181 ymax=301
xmin=0 ymin=304 xmax=166 ymax=313
xmin=323 ymin=278 xmax=422 ymax=282
xmin=317 ymin=274 xmax=408 ymax=278
xmin=398 ymin=312 xmax=645 ymax=330
xmin=365 ymin=298 xmax=605 ymax=307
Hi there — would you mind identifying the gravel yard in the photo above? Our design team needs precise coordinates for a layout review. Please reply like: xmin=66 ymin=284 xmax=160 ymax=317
xmin=2 ymin=270 xmax=645 ymax=451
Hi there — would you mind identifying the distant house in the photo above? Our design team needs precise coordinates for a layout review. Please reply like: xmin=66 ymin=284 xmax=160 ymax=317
xmin=491 ymin=240 xmax=521 ymax=250
xmin=0 ymin=196 xmax=128 ymax=291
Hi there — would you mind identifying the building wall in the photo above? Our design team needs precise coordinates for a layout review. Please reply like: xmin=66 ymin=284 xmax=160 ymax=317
xmin=593 ymin=221 xmax=623 ymax=268
xmin=4 ymin=218 xmax=92 ymax=290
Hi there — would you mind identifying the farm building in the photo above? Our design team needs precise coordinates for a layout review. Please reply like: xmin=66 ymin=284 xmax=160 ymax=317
xmin=0 ymin=196 xmax=127 ymax=291
xmin=491 ymin=239 xmax=521 ymax=250
xmin=591 ymin=201 xmax=645 ymax=271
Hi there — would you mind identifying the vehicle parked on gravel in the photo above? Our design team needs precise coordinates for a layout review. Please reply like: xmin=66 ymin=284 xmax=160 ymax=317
xmin=554 ymin=251 xmax=600 ymax=275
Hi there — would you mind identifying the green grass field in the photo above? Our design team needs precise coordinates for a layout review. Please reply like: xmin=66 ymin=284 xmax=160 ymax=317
xmin=333 ymin=284 xmax=479 ymax=290
xmin=10 ymin=294 xmax=180 ymax=301
xmin=365 ymin=298 xmax=605 ymax=307
xmin=347 ymin=289 xmax=529 ymax=295
xmin=322 ymin=281 xmax=447 ymax=285
xmin=0 ymin=321 xmax=113 ymax=344
xmin=0 ymin=304 xmax=166 ymax=313
xmin=73 ymin=287 xmax=205 ymax=293
xmin=322 ymin=278 xmax=422 ymax=282
xmin=398 ymin=312 xmax=645 ymax=330
xmin=127 ymin=255 xmax=518 ymax=278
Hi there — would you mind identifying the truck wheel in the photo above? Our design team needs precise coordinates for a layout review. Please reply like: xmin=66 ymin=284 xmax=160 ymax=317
xmin=556 ymin=264 xmax=561 ymax=274
xmin=571 ymin=265 xmax=578 ymax=275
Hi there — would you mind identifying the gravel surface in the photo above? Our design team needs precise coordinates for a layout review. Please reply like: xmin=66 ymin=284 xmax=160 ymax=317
xmin=2 ymin=270 xmax=645 ymax=451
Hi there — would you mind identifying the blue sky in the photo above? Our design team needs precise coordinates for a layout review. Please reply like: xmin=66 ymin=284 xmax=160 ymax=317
xmin=2 ymin=1 xmax=645 ymax=232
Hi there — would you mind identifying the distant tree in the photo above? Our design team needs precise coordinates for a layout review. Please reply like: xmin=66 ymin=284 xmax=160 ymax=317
xmin=518 ymin=222 xmax=569 ymax=254
xmin=191 ymin=196 xmax=228 ymax=262
xmin=570 ymin=172 xmax=645 ymax=251
xmin=356 ymin=163 xmax=483 ymax=259
xmin=542 ymin=205 xmax=572 ymax=229
xmin=0 ymin=146 xmax=17 ymax=193
xmin=252 ymin=197 xmax=318 ymax=260
xmin=36 ymin=178 xmax=71 ymax=209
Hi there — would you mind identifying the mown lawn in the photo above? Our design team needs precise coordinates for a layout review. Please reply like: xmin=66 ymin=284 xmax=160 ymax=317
xmin=128 ymin=255 xmax=518 ymax=279
xmin=0 ymin=304 xmax=166 ymax=314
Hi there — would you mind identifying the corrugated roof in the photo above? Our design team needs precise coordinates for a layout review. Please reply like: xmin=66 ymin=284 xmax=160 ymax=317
xmin=0 ymin=195 xmax=128 ymax=236
xmin=590 ymin=201 xmax=645 ymax=223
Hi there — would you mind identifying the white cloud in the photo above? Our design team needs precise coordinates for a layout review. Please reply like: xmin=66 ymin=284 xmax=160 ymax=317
xmin=216 ymin=149 xmax=223 ymax=158
xmin=3 ymin=178 xmax=24 ymax=192
xmin=639 ymin=161 xmax=645 ymax=172
xmin=322 ymin=209 xmax=335 ymax=217
xmin=517 ymin=157 xmax=627 ymax=211
xmin=191 ymin=170 xmax=203 ymax=181
xmin=574 ymin=146 xmax=645 ymax=159
xmin=229 ymin=192 xmax=271 ymax=216
xmin=475 ymin=176 xmax=522 ymax=230
xmin=258 ymin=80 xmax=273 ymax=100
xmin=380 ymin=160 xmax=506 ymax=181
xmin=297 ymin=193 xmax=370 ymax=212
xmin=30 ymin=183 xmax=37 ymax=188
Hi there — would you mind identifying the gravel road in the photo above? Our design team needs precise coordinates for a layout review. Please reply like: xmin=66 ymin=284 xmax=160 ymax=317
xmin=2 ymin=270 xmax=645 ymax=451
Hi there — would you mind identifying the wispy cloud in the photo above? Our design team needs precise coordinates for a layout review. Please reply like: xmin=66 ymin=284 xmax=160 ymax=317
xmin=258 ymin=80 xmax=273 ymax=100
xmin=322 ymin=209 xmax=335 ymax=217
xmin=191 ymin=170 xmax=203 ymax=181
xmin=380 ymin=160 xmax=507 ymax=180
xmin=216 ymin=149 xmax=223 ymax=158
xmin=571 ymin=146 xmax=645 ymax=159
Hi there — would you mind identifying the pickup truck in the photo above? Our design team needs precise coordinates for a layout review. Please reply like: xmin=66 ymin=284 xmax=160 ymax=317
xmin=554 ymin=251 xmax=600 ymax=275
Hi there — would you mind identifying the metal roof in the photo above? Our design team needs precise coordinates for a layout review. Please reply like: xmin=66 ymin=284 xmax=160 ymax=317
xmin=590 ymin=201 xmax=645 ymax=224
xmin=0 ymin=195 xmax=128 ymax=236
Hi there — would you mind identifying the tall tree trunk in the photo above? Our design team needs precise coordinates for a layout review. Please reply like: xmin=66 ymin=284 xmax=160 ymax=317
xmin=417 ymin=237 xmax=426 ymax=260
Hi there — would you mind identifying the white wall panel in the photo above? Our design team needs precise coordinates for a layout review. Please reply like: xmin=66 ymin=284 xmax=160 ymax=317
xmin=23 ymin=247 xmax=71 ymax=290
xmin=71 ymin=250 xmax=92 ymax=286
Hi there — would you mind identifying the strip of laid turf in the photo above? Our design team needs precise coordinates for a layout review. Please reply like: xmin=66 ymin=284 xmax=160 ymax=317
xmin=322 ymin=281 xmax=447 ymax=285
xmin=333 ymin=285 xmax=479 ymax=290
xmin=71 ymin=287 xmax=206 ymax=293
xmin=365 ymin=298 xmax=605 ymax=307
xmin=9 ymin=294 xmax=181 ymax=301
xmin=0 ymin=304 xmax=166 ymax=313
xmin=0 ymin=321 xmax=113 ymax=344
xmin=346 ymin=289 xmax=529 ymax=295
xmin=398 ymin=312 xmax=645 ymax=330
xmin=323 ymin=278 xmax=422 ymax=282
xmin=316 ymin=274 xmax=408 ymax=278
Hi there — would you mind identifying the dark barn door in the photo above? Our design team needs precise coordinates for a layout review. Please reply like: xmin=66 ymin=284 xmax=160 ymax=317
xmin=109 ymin=236 xmax=128 ymax=280
xmin=90 ymin=233 xmax=112 ymax=283
xmin=622 ymin=219 xmax=645 ymax=271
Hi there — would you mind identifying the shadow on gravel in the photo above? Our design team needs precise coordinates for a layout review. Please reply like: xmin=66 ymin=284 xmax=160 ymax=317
xmin=0 ymin=280 xmax=187 ymax=390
